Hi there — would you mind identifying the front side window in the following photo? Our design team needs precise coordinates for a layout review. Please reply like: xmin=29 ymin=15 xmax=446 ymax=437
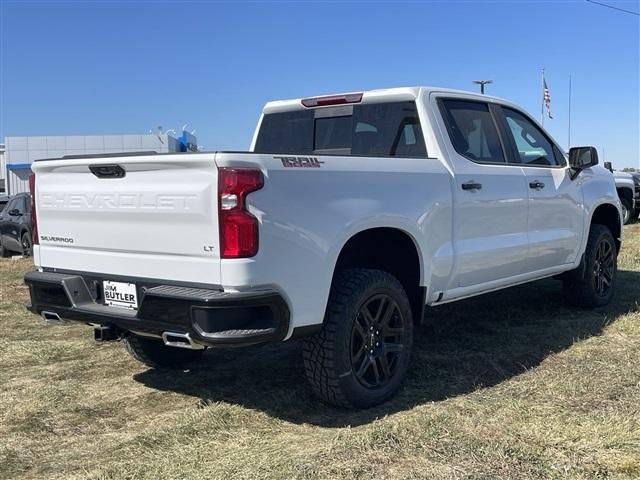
xmin=254 ymin=101 xmax=427 ymax=158
xmin=21 ymin=196 xmax=30 ymax=213
xmin=440 ymin=100 xmax=505 ymax=163
xmin=5 ymin=199 xmax=17 ymax=214
xmin=502 ymin=108 xmax=561 ymax=166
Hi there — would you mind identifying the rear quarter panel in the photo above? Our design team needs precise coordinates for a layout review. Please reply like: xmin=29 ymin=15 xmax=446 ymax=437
xmin=215 ymin=152 xmax=453 ymax=334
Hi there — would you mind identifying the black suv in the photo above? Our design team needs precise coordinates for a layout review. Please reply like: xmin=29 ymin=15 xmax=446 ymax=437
xmin=0 ymin=193 xmax=33 ymax=257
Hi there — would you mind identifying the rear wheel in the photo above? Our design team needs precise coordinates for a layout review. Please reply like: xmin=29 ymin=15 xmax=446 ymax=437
xmin=303 ymin=268 xmax=413 ymax=408
xmin=123 ymin=333 xmax=204 ymax=368
xmin=563 ymin=224 xmax=617 ymax=307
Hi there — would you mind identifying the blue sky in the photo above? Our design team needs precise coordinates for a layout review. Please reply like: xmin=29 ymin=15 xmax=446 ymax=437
xmin=1 ymin=0 xmax=638 ymax=168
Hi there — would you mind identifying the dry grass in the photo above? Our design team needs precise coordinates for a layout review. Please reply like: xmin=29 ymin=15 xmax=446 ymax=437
xmin=1 ymin=225 xmax=639 ymax=480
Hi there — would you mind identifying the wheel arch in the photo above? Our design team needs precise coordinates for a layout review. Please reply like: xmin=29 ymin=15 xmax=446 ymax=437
xmin=331 ymin=226 xmax=426 ymax=324
xmin=589 ymin=202 xmax=622 ymax=253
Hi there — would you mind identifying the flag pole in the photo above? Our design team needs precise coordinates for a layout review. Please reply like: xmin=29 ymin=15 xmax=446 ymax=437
xmin=541 ymin=68 xmax=545 ymax=127
xmin=568 ymin=74 xmax=572 ymax=151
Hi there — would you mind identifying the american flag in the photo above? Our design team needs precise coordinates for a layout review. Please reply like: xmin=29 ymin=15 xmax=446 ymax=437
xmin=543 ymin=78 xmax=553 ymax=119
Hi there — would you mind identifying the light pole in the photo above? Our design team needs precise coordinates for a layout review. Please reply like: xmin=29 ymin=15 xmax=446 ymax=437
xmin=473 ymin=80 xmax=493 ymax=94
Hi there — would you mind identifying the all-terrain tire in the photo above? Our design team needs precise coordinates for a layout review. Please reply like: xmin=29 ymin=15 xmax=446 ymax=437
xmin=563 ymin=224 xmax=617 ymax=308
xmin=123 ymin=333 xmax=204 ymax=368
xmin=621 ymin=198 xmax=632 ymax=225
xmin=21 ymin=232 xmax=32 ymax=257
xmin=302 ymin=268 xmax=413 ymax=409
xmin=0 ymin=239 xmax=9 ymax=258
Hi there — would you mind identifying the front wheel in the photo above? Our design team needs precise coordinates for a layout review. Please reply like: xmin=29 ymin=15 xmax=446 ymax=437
xmin=621 ymin=199 xmax=632 ymax=225
xmin=0 ymin=239 xmax=9 ymax=258
xmin=303 ymin=269 xmax=413 ymax=408
xmin=563 ymin=224 xmax=617 ymax=307
xmin=21 ymin=232 xmax=32 ymax=257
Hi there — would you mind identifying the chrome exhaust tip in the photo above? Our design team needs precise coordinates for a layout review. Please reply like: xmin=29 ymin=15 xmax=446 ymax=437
xmin=161 ymin=331 xmax=205 ymax=350
xmin=41 ymin=311 xmax=64 ymax=324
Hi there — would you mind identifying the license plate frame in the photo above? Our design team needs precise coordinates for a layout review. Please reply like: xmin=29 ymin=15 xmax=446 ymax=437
xmin=102 ymin=281 xmax=139 ymax=310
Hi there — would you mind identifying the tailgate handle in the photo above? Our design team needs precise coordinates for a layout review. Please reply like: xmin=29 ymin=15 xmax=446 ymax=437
xmin=89 ymin=164 xmax=126 ymax=179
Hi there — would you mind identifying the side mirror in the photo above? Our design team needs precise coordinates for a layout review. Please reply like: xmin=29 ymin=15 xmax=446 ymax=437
xmin=603 ymin=161 xmax=613 ymax=173
xmin=8 ymin=208 xmax=22 ymax=216
xmin=569 ymin=147 xmax=599 ymax=179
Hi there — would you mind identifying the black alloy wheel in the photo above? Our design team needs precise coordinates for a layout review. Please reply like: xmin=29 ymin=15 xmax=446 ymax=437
xmin=592 ymin=236 xmax=615 ymax=298
xmin=350 ymin=294 xmax=405 ymax=389
xmin=563 ymin=224 xmax=617 ymax=308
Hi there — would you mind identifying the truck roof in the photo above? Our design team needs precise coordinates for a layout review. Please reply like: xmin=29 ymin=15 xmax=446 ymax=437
xmin=262 ymin=86 xmax=514 ymax=114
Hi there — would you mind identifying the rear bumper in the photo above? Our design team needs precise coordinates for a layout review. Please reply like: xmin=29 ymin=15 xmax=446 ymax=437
xmin=24 ymin=270 xmax=290 ymax=347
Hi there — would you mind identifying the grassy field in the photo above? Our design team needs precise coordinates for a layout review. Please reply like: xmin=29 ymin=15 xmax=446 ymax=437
xmin=1 ymin=225 xmax=639 ymax=480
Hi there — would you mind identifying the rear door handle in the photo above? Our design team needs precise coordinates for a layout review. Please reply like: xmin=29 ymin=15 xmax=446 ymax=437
xmin=529 ymin=181 xmax=545 ymax=190
xmin=461 ymin=181 xmax=482 ymax=191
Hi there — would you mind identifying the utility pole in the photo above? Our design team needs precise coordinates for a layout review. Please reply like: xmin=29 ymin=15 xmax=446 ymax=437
xmin=568 ymin=74 xmax=572 ymax=150
xmin=473 ymin=80 xmax=493 ymax=94
xmin=541 ymin=68 xmax=545 ymax=127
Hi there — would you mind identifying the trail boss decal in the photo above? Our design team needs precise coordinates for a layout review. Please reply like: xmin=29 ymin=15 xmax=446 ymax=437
xmin=275 ymin=156 xmax=325 ymax=168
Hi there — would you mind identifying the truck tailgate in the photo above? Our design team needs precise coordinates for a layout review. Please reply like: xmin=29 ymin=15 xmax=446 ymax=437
xmin=31 ymin=153 xmax=221 ymax=285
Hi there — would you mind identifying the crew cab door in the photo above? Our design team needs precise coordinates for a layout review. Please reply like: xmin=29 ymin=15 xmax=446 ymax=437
xmin=436 ymin=98 xmax=529 ymax=287
xmin=498 ymin=107 xmax=583 ymax=270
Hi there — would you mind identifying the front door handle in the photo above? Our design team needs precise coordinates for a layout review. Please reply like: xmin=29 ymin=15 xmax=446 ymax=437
xmin=462 ymin=182 xmax=482 ymax=190
xmin=461 ymin=181 xmax=482 ymax=191
xmin=529 ymin=181 xmax=545 ymax=190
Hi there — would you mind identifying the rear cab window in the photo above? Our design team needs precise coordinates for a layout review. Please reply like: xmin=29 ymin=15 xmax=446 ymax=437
xmin=254 ymin=101 xmax=427 ymax=158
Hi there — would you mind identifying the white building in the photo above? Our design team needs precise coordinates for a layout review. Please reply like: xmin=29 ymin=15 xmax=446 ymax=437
xmin=4 ymin=132 xmax=195 ymax=195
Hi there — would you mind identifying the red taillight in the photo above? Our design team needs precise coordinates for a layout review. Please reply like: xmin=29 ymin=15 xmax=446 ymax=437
xmin=301 ymin=92 xmax=363 ymax=108
xmin=28 ymin=174 xmax=38 ymax=245
xmin=218 ymin=168 xmax=263 ymax=258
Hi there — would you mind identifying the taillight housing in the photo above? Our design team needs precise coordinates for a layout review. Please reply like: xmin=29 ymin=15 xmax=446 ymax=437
xmin=28 ymin=174 xmax=38 ymax=245
xmin=218 ymin=168 xmax=263 ymax=258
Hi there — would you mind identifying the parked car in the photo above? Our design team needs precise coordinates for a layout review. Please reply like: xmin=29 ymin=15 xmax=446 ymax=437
xmin=613 ymin=172 xmax=636 ymax=224
xmin=24 ymin=87 xmax=622 ymax=408
xmin=0 ymin=193 xmax=33 ymax=257
xmin=604 ymin=162 xmax=636 ymax=224
xmin=630 ymin=172 xmax=640 ymax=220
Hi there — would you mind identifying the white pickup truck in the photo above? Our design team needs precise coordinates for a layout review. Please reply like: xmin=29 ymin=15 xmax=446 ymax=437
xmin=25 ymin=87 xmax=622 ymax=408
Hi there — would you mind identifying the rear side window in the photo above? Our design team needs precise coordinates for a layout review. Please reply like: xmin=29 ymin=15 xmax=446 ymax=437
xmin=254 ymin=101 xmax=427 ymax=158
xmin=440 ymin=100 xmax=505 ymax=164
